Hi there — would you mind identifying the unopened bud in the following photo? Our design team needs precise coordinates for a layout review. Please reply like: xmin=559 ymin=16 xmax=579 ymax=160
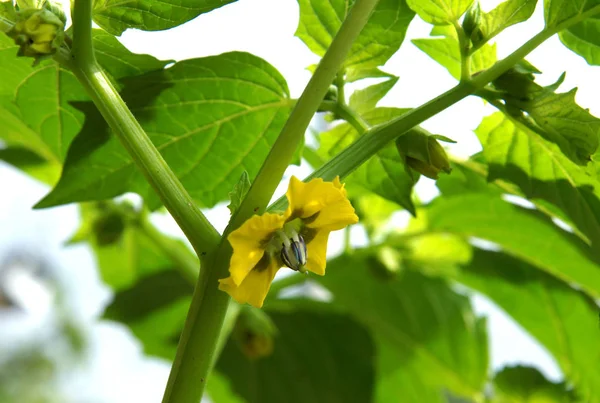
xmin=6 ymin=8 xmax=64 ymax=60
xmin=396 ymin=130 xmax=453 ymax=180
xmin=233 ymin=306 xmax=277 ymax=360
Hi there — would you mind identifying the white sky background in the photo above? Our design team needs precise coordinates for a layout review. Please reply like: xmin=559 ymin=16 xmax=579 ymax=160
xmin=2 ymin=0 xmax=599 ymax=401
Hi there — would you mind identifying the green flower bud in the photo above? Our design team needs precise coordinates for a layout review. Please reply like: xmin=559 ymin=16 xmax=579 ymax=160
xmin=462 ymin=1 xmax=481 ymax=40
xmin=396 ymin=130 xmax=453 ymax=180
xmin=6 ymin=8 xmax=65 ymax=60
xmin=233 ymin=306 xmax=277 ymax=360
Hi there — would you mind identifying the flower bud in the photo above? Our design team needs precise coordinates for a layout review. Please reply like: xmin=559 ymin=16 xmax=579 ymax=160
xmin=396 ymin=130 xmax=453 ymax=180
xmin=6 ymin=8 xmax=65 ymax=60
xmin=233 ymin=306 xmax=277 ymax=360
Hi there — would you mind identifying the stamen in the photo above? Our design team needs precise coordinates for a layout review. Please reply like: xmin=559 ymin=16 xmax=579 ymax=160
xmin=279 ymin=229 xmax=307 ymax=272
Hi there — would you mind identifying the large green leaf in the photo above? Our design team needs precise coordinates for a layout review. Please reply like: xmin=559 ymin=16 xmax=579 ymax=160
xmin=560 ymin=16 xmax=600 ymax=65
xmin=544 ymin=0 xmax=600 ymax=28
xmin=318 ymin=255 xmax=489 ymax=400
xmin=92 ymin=0 xmax=236 ymax=36
xmin=412 ymin=26 xmax=496 ymax=80
xmin=427 ymin=193 xmax=600 ymax=298
xmin=456 ymin=249 xmax=600 ymax=402
xmin=37 ymin=52 xmax=292 ymax=209
xmin=216 ymin=308 xmax=375 ymax=403
xmin=470 ymin=0 xmax=537 ymax=48
xmin=295 ymin=0 xmax=415 ymax=72
xmin=476 ymin=112 xmax=600 ymax=254
xmin=0 ymin=31 xmax=169 ymax=165
xmin=406 ymin=0 xmax=473 ymax=25
xmin=318 ymin=107 xmax=416 ymax=214
xmin=492 ymin=365 xmax=579 ymax=402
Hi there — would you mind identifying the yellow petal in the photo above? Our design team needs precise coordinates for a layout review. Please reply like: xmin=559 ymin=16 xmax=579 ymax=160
xmin=219 ymin=257 xmax=281 ymax=308
xmin=228 ymin=212 xmax=285 ymax=286
xmin=304 ymin=229 xmax=330 ymax=276
xmin=285 ymin=176 xmax=358 ymax=231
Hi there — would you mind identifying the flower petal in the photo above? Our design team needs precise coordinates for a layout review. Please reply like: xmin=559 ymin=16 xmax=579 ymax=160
xmin=219 ymin=257 xmax=281 ymax=308
xmin=228 ymin=212 xmax=285 ymax=286
xmin=285 ymin=176 xmax=357 ymax=229
xmin=304 ymin=229 xmax=330 ymax=276
xmin=306 ymin=197 xmax=358 ymax=231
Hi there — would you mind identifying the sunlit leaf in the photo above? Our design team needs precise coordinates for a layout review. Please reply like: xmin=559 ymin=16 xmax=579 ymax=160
xmin=560 ymin=16 xmax=600 ymax=65
xmin=406 ymin=0 xmax=474 ymax=25
xmin=476 ymin=112 xmax=600 ymax=253
xmin=36 ymin=52 xmax=292 ymax=209
xmin=544 ymin=0 xmax=600 ymax=28
xmin=92 ymin=0 xmax=236 ymax=36
xmin=427 ymin=193 xmax=600 ymax=298
xmin=413 ymin=26 xmax=496 ymax=80
xmin=456 ymin=249 xmax=600 ymax=402
xmin=295 ymin=0 xmax=415 ymax=72
xmin=471 ymin=0 xmax=537 ymax=48
xmin=348 ymin=75 xmax=398 ymax=114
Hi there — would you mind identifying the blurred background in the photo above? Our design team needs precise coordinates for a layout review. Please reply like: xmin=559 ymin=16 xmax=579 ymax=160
xmin=2 ymin=0 xmax=598 ymax=401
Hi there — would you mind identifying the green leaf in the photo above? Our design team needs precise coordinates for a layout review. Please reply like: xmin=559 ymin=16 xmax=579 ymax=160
xmin=427 ymin=193 xmax=600 ymax=298
xmin=476 ymin=112 xmax=600 ymax=254
xmin=0 ymin=147 xmax=60 ymax=185
xmin=104 ymin=270 xmax=192 ymax=359
xmin=319 ymin=255 xmax=489 ymax=400
xmin=295 ymin=0 xmax=415 ymax=71
xmin=456 ymin=249 xmax=600 ymax=402
xmin=92 ymin=29 xmax=172 ymax=81
xmin=36 ymin=52 xmax=291 ymax=209
xmin=348 ymin=75 xmax=398 ymax=115
xmin=560 ymin=16 xmax=600 ymax=65
xmin=0 ymin=31 xmax=168 ymax=166
xmin=216 ymin=308 xmax=375 ymax=403
xmin=493 ymin=365 xmax=579 ymax=402
xmin=412 ymin=27 xmax=496 ymax=80
xmin=318 ymin=107 xmax=416 ymax=214
xmin=345 ymin=67 xmax=395 ymax=82
xmin=227 ymin=171 xmax=251 ymax=215
xmin=92 ymin=0 xmax=236 ymax=36
xmin=471 ymin=0 xmax=537 ymax=48
xmin=406 ymin=0 xmax=474 ymax=25
xmin=519 ymin=89 xmax=599 ymax=164
xmin=544 ymin=0 xmax=600 ymax=28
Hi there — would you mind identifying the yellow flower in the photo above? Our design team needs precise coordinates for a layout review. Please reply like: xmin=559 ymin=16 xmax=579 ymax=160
xmin=219 ymin=176 xmax=358 ymax=307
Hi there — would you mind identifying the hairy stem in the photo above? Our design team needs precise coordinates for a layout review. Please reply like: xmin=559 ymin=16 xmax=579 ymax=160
xmin=161 ymin=1 xmax=380 ymax=402
xmin=69 ymin=0 xmax=220 ymax=260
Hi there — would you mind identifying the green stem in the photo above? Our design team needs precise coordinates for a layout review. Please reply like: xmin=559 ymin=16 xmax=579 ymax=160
xmin=453 ymin=20 xmax=471 ymax=81
xmin=161 ymin=1 xmax=380 ymax=402
xmin=268 ymin=13 xmax=596 ymax=213
xmin=69 ymin=0 xmax=220 ymax=260
xmin=320 ymin=100 xmax=369 ymax=133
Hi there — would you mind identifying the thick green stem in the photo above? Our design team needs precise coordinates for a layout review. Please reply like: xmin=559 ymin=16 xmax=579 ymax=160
xmin=161 ymin=1 xmax=380 ymax=402
xmin=69 ymin=0 xmax=219 ymax=259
